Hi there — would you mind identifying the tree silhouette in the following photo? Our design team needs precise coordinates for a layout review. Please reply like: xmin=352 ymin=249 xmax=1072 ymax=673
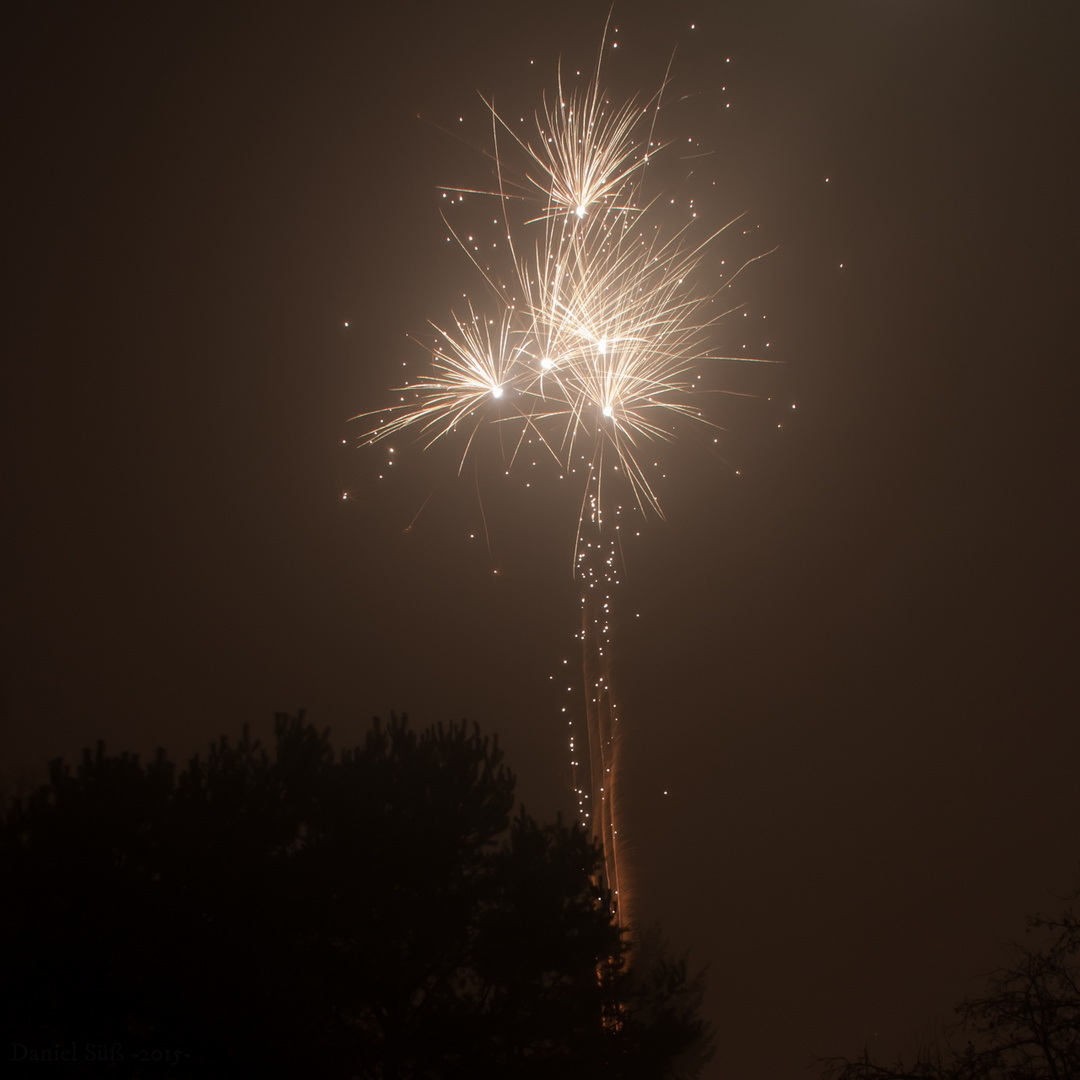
xmin=823 ymin=893 xmax=1080 ymax=1080
xmin=1 ymin=712 xmax=712 ymax=1078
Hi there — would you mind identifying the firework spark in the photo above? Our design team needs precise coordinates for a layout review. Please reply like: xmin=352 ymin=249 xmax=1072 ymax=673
xmin=357 ymin=135 xmax=760 ymax=524
xmin=354 ymin=32 xmax=771 ymax=926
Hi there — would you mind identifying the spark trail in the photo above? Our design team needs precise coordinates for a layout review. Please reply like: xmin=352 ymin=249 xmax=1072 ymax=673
xmin=575 ymin=485 xmax=625 ymax=920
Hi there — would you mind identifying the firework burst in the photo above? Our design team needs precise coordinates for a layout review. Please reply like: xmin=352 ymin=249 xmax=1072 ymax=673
xmin=357 ymin=123 xmax=760 ymax=525
xmin=354 ymin=29 xmax=772 ymax=926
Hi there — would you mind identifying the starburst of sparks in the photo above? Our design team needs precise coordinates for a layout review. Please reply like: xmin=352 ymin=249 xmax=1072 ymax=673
xmin=500 ymin=60 xmax=663 ymax=223
xmin=354 ymin=33 xmax=771 ymax=533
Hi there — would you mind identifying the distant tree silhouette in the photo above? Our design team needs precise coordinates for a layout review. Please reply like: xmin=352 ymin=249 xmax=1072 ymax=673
xmin=0 ymin=713 xmax=713 ymax=1078
xmin=823 ymin=892 xmax=1080 ymax=1080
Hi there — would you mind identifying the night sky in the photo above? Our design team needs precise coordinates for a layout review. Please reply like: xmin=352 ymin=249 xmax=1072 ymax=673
xmin=4 ymin=2 xmax=1078 ymax=1077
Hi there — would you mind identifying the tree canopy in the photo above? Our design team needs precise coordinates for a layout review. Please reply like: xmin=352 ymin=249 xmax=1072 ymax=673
xmin=1 ymin=712 xmax=713 ymax=1078
xmin=824 ymin=894 xmax=1080 ymax=1080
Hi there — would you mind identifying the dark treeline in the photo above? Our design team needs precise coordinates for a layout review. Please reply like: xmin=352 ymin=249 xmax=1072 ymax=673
xmin=0 ymin=712 xmax=713 ymax=1078
xmin=824 ymin=891 xmax=1079 ymax=1080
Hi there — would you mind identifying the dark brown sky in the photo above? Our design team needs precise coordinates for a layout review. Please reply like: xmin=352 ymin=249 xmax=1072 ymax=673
xmin=3 ymin=2 xmax=1078 ymax=1077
